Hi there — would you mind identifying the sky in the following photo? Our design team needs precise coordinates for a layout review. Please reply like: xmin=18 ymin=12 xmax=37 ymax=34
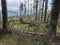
xmin=0 ymin=0 xmax=52 ymax=11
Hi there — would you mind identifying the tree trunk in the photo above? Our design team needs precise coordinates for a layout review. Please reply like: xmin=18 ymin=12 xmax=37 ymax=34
xmin=20 ymin=0 xmax=21 ymax=18
xmin=1 ymin=0 xmax=8 ymax=33
xmin=44 ymin=0 xmax=48 ymax=23
xmin=49 ymin=0 xmax=60 ymax=41
xmin=28 ymin=0 xmax=29 ymax=20
xmin=35 ymin=0 xmax=38 ymax=21
xmin=41 ymin=0 xmax=44 ymax=21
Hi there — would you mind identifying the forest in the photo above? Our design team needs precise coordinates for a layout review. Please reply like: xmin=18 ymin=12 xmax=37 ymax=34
xmin=0 ymin=0 xmax=60 ymax=45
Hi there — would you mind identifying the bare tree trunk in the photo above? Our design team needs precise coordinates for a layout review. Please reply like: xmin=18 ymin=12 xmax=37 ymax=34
xmin=35 ymin=0 xmax=38 ymax=21
xmin=41 ymin=0 xmax=44 ymax=21
xmin=20 ymin=0 xmax=21 ymax=18
xmin=44 ymin=0 xmax=48 ymax=23
xmin=24 ymin=1 xmax=26 ymax=15
xmin=28 ymin=0 xmax=29 ymax=20
xmin=1 ymin=0 xmax=8 ymax=33
xmin=49 ymin=0 xmax=60 ymax=41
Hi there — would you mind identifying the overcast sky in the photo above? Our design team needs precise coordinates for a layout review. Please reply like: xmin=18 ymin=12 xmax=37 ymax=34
xmin=0 ymin=0 xmax=52 ymax=11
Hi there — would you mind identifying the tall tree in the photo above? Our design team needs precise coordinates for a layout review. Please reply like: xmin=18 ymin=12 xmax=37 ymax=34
xmin=36 ymin=0 xmax=38 ymax=21
xmin=33 ymin=0 xmax=38 ymax=21
xmin=41 ymin=0 xmax=45 ymax=21
xmin=28 ymin=0 xmax=29 ymax=20
xmin=33 ymin=1 xmax=36 ymax=19
xmin=30 ymin=4 xmax=32 ymax=20
xmin=38 ymin=0 xmax=41 ymax=20
xmin=30 ymin=4 xmax=32 ymax=14
xmin=20 ymin=3 xmax=23 ymax=18
xmin=23 ymin=1 xmax=26 ymax=15
xmin=19 ymin=2 xmax=24 ymax=24
xmin=44 ymin=0 xmax=48 ymax=23
xmin=49 ymin=0 xmax=60 ymax=41
xmin=1 ymin=0 xmax=8 ymax=33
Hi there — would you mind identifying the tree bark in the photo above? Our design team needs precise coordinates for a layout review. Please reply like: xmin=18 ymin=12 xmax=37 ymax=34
xmin=1 ymin=0 xmax=8 ymax=33
xmin=49 ymin=0 xmax=60 ymax=41
xmin=44 ymin=0 xmax=48 ymax=23
xmin=36 ymin=0 xmax=38 ymax=21
xmin=28 ymin=0 xmax=29 ymax=20
xmin=41 ymin=0 xmax=44 ymax=21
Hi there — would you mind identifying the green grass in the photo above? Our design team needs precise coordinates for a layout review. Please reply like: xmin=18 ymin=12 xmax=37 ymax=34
xmin=13 ymin=24 xmax=28 ymax=29
xmin=0 ymin=34 xmax=16 ymax=45
xmin=0 ymin=34 xmax=51 ymax=45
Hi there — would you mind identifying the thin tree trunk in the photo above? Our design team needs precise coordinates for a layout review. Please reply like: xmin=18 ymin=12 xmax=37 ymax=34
xmin=35 ymin=0 xmax=38 ymax=21
xmin=49 ymin=0 xmax=60 ymax=41
xmin=44 ymin=0 xmax=48 ymax=23
xmin=1 ymin=0 xmax=8 ymax=33
xmin=39 ymin=8 xmax=41 ymax=20
xmin=20 ymin=0 xmax=21 ymax=18
xmin=41 ymin=0 xmax=44 ymax=21
xmin=24 ymin=1 xmax=26 ymax=15
xmin=28 ymin=0 xmax=29 ymax=20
